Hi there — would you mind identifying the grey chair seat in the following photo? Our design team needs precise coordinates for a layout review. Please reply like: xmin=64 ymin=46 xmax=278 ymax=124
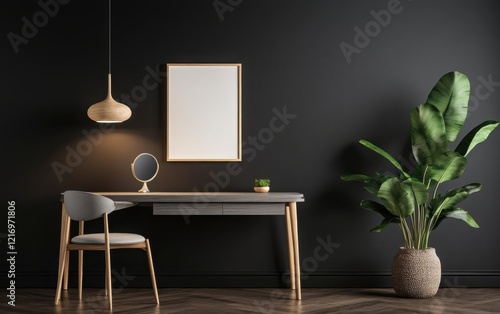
xmin=71 ymin=233 xmax=145 ymax=245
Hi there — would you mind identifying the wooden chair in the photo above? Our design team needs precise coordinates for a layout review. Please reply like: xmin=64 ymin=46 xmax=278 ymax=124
xmin=54 ymin=190 xmax=159 ymax=310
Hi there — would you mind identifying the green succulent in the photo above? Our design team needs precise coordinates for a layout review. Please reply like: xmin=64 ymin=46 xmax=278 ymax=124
xmin=254 ymin=179 xmax=271 ymax=187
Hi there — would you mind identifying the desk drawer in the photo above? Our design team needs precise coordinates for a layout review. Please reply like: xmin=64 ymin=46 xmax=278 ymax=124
xmin=153 ymin=203 xmax=222 ymax=215
xmin=223 ymin=203 xmax=285 ymax=215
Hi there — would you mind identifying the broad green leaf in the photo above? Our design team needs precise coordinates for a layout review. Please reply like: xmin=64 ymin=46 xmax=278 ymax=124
xmin=428 ymin=183 xmax=481 ymax=217
xmin=426 ymin=71 xmax=470 ymax=142
xmin=360 ymin=200 xmax=394 ymax=218
xmin=370 ymin=217 xmax=400 ymax=233
xmin=359 ymin=140 xmax=410 ymax=178
xmin=428 ymin=195 xmax=443 ymax=218
xmin=340 ymin=174 xmax=374 ymax=183
xmin=440 ymin=183 xmax=481 ymax=209
xmin=444 ymin=208 xmax=479 ymax=228
xmin=401 ymin=179 xmax=428 ymax=205
xmin=433 ymin=208 xmax=479 ymax=230
xmin=410 ymin=103 xmax=447 ymax=165
xmin=341 ymin=173 xmax=395 ymax=196
xmin=377 ymin=178 xmax=414 ymax=218
xmin=341 ymin=174 xmax=380 ymax=196
xmin=445 ymin=183 xmax=482 ymax=198
xmin=427 ymin=151 xmax=467 ymax=183
xmin=455 ymin=120 xmax=499 ymax=156
xmin=364 ymin=186 xmax=378 ymax=195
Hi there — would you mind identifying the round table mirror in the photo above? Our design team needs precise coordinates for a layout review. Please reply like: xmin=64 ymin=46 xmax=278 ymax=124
xmin=131 ymin=153 xmax=159 ymax=193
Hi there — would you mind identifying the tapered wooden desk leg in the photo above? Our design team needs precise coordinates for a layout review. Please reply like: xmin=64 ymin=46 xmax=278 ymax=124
xmin=289 ymin=202 xmax=301 ymax=300
xmin=285 ymin=205 xmax=296 ymax=290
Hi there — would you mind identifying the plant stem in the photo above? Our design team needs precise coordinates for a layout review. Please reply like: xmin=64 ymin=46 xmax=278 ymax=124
xmin=433 ymin=181 xmax=441 ymax=199
xmin=410 ymin=211 xmax=417 ymax=246
xmin=420 ymin=204 xmax=427 ymax=249
xmin=399 ymin=222 xmax=410 ymax=248
xmin=422 ymin=166 xmax=429 ymax=185
xmin=400 ymin=219 xmax=413 ymax=248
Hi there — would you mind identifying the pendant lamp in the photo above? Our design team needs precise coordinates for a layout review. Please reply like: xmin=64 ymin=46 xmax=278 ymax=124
xmin=87 ymin=0 xmax=131 ymax=123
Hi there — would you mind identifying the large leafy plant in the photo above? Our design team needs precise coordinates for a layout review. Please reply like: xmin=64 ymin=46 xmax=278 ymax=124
xmin=341 ymin=72 xmax=499 ymax=249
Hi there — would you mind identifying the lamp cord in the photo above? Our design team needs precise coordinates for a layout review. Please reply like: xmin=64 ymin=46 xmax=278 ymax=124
xmin=108 ymin=0 xmax=111 ymax=75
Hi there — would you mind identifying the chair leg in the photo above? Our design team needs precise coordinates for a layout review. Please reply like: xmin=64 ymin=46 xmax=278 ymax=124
xmin=55 ymin=247 xmax=68 ymax=305
xmin=145 ymin=239 xmax=160 ymax=304
xmin=78 ymin=250 xmax=83 ymax=300
xmin=78 ymin=221 xmax=84 ymax=300
xmin=55 ymin=209 xmax=70 ymax=305
xmin=104 ymin=214 xmax=113 ymax=310
xmin=63 ymin=251 xmax=70 ymax=290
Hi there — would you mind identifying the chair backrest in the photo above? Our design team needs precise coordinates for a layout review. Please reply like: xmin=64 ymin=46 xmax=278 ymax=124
xmin=64 ymin=190 xmax=115 ymax=221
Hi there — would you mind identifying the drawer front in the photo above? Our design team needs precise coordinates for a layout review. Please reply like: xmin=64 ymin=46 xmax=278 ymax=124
xmin=153 ymin=203 xmax=223 ymax=215
xmin=223 ymin=203 xmax=285 ymax=215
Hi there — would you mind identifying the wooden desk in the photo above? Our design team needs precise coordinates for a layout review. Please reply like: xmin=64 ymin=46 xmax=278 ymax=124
xmin=58 ymin=192 xmax=305 ymax=300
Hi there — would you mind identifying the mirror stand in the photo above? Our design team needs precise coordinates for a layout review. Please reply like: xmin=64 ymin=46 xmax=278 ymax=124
xmin=139 ymin=182 xmax=150 ymax=193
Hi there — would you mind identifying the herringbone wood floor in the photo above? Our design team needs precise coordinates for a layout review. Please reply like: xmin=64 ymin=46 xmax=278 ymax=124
xmin=3 ymin=288 xmax=500 ymax=313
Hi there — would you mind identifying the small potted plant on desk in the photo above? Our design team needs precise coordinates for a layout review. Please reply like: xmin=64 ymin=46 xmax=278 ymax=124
xmin=254 ymin=179 xmax=271 ymax=193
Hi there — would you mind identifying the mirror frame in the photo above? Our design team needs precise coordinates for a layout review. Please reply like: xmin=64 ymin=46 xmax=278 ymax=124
xmin=166 ymin=63 xmax=242 ymax=162
xmin=131 ymin=153 xmax=159 ymax=193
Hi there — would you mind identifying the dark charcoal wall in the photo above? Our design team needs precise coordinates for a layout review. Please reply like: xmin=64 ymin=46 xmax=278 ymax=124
xmin=1 ymin=0 xmax=500 ymax=288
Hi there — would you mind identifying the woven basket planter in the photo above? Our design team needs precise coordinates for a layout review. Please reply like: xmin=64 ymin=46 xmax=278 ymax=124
xmin=391 ymin=247 xmax=441 ymax=298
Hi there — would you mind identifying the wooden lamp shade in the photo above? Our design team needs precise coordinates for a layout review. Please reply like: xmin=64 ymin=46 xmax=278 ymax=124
xmin=87 ymin=74 xmax=131 ymax=123
xmin=87 ymin=0 xmax=131 ymax=123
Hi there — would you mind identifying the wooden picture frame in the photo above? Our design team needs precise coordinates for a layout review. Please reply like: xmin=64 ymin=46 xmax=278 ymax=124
xmin=166 ymin=63 xmax=242 ymax=162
